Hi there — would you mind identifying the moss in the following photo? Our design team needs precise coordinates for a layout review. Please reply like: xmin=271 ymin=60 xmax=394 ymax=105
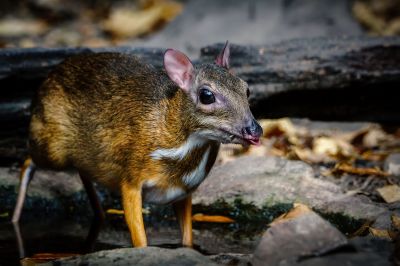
xmin=318 ymin=211 xmax=366 ymax=236
xmin=193 ymin=197 xmax=293 ymax=224
xmin=193 ymin=197 xmax=365 ymax=236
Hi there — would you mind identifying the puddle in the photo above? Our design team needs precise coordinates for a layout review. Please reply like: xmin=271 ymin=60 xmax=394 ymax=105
xmin=0 ymin=213 xmax=262 ymax=266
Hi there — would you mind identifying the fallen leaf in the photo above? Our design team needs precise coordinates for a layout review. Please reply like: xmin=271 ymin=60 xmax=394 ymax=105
xmin=377 ymin=185 xmax=400 ymax=203
xmin=216 ymin=143 xmax=247 ymax=164
xmin=259 ymin=118 xmax=300 ymax=145
xmin=293 ymin=147 xmax=332 ymax=164
xmin=0 ymin=18 xmax=48 ymax=37
xmin=246 ymin=144 xmax=268 ymax=157
xmin=369 ymin=227 xmax=397 ymax=240
xmin=349 ymin=220 xmax=373 ymax=238
xmin=106 ymin=208 xmax=150 ymax=215
xmin=269 ymin=203 xmax=311 ymax=226
xmin=392 ymin=215 xmax=400 ymax=230
xmin=102 ymin=1 xmax=182 ymax=39
xmin=360 ymin=150 xmax=388 ymax=162
xmin=107 ymin=209 xmax=125 ymax=215
xmin=313 ymin=137 xmax=354 ymax=159
xmin=332 ymin=163 xmax=389 ymax=177
xmin=21 ymin=253 xmax=78 ymax=266
xmin=192 ymin=213 xmax=234 ymax=223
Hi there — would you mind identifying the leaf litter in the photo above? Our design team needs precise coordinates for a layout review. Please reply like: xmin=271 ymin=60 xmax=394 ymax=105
xmin=217 ymin=118 xmax=400 ymax=202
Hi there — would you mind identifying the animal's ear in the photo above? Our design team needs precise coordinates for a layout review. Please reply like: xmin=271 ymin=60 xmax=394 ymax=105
xmin=215 ymin=41 xmax=230 ymax=69
xmin=164 ymin=49 xmax=194 ymax=92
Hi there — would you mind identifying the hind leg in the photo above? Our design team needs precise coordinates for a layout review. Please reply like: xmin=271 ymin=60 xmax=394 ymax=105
xmin=79 ymin=171 xmax=105 ymax=220
xmin=79 ymin=172 xmax=105 ymax=252
xmin=12 ymin=158 xmax=36 ymax=223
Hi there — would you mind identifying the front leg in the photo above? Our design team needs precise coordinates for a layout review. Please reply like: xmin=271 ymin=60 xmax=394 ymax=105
xmin=121 ymin=181 xmax=147 ymax=247
xmin=173 ymin=194 xmax=193 ymax=247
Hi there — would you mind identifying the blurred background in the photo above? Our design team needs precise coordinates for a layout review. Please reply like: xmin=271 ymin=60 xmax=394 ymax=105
xmin=1 ymin=1 xmax=400 ymax=265
xmin=0 ymin=0 xmax=399 ymax=56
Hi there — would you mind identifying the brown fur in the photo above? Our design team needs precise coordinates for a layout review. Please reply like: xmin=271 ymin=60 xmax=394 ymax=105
xmin=28 ymin=52 xmax=252 ymax=247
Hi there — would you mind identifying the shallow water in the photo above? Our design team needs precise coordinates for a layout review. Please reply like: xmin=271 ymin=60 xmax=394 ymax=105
xmin=0 ymin=214 xmax=262 ymax=266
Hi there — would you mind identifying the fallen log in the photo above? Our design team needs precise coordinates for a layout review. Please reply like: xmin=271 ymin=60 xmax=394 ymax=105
xmin=201 ymin=36 xmax=400 ymax=122
xmin=1 ymin=36 xmax=400 ymax=163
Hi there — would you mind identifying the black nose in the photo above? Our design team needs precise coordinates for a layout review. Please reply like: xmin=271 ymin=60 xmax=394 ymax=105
xmin=244 ymin=119 xmax=263 ymax=138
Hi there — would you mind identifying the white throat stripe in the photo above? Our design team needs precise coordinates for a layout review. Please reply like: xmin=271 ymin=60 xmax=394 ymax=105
xmin=182 ymin=147 xmax=210 ymax=188
xmin=150 ymin=134 xmax=207 ymax=160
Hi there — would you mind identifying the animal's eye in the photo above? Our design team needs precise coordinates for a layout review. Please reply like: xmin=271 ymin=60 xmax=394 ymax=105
xmin=246 ymin=88 xmax=250 ymax=98
xmin=199 ymin=87 xmax=215 ymax=105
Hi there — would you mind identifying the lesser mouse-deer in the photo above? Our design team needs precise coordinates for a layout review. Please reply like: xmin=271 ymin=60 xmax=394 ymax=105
xmin=12 ymin=42 xmax=263 ymax=247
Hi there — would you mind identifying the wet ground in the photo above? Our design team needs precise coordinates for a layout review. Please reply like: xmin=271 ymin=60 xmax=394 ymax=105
xmin=0 ymin=211 xmax=262 ymax=266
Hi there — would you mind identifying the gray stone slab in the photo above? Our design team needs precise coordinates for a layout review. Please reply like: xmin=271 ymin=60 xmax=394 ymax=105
xmin=40 ymin=247 xmax=217 ymax=266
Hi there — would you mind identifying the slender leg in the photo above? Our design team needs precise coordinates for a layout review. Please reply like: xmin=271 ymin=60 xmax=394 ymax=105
xmin=173 ymin=195 xmax=193 ymax=247
xmin=79 ymin=172 xmax=105 ymax=220
xmin=121 ymin=182 xmax=147 ymax=247
xmin=78 ymin=172 xmax=105 ymax=252
xmin=12 ymin=222 xmax=25 ymax=258
xmin=12 ymin=158 xmax=36 ymax=223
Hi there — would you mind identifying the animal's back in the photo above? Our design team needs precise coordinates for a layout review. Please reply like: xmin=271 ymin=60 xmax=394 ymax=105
xmin=29 ymin=53 xmax=174 ymax=185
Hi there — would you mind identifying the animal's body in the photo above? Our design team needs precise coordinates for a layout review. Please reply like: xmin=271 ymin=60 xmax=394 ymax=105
xmin=12 ymin=42 xmax=263 ymax=248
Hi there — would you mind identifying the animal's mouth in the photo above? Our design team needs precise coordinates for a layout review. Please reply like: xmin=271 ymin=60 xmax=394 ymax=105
xmin=219 ymin=129 xmax=261 ymax=146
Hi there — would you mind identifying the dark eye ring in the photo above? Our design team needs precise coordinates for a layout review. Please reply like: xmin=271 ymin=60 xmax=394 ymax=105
xmin=246 ymin=88 xmax=250 ymax=98
xmin=199 ymin=87 xmax=215 ymax=105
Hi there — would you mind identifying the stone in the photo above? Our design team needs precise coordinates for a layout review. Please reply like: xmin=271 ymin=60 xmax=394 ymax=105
xmin=385 ymin=153 xmax=400 ymax=176
xmin=252 ymin=211 xmax=348 ymax=266
xmin=208 ymin=253 xmax=252 ymax=266
xmin=40 ymin=247 xmax=217 ymax=266
xmin=295 ymin=236 xmax=393 ymax=266
xmin=193 ymin=155 xmax=388 ymax=222
xmin=134 ymin=0 xmax=362 ymax=57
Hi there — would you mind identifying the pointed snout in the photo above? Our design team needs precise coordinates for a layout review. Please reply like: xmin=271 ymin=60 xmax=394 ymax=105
xmin=242 ymin=119 xmax=263 ymax=145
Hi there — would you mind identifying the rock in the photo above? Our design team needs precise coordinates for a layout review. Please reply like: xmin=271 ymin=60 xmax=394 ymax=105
xmin=134 ymin=0 xmax=362 ymax=57
xmin=252 ymin=211 xmax=348 ymax=266
xmin=208 ymin=253 xmax=252 ymax=266
xmin=0 ymin=155 xmax=390 ymax=224
xmin=385 ymin=153 xmax=400 ymax=176
xmin=193 ymin=155 xmax=388 ymax=222
xmin=40 ymin=247 xmax=217 ymax=266
xmin=0 ymin=167 xmax=112 ymax=216
xmin=294 ymin=236 xmax=393 ymax=266
xmin=201 ymin=37 xmax=400 ymax=122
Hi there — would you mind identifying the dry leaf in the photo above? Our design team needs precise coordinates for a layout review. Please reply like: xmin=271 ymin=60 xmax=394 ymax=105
xmin=350 ymin=126 xmax=391 ymax=148
xmin=21 ymin=253 xmax=78 ymax=266
xmin=360 ymin=150 xmax=388 ymax=162
xmin=107 ymin=209 xmax=125 ymax=215
xmin=377 ymin=185 xmax=400 ymax=203
xmin=392 ymin=215 xmax=400 ymax=230
xmin=103 ymin=1 xmax=182 ymax=39
xmin=313 ymin=137 xmax=354 ymax=159
xmin=192 ymin=213 xmax=234 ymax=223
xmin=349 ymin=220 xmax=373 ymax=238
xmin=269 ymin=203 xmax=312 ymax=226
xmin=369 ymin=227 xmax=397 ymax=240
xmin=260 ymin=118 xmax=299 ymax=145
xmin=0 ymin=18 xmax=47 ymax=37
xmin=246 ymin=144 xmax=268 ymax=157
xmin=332 ymin=163 xmax=389 ymax=177
xmin=294 ymin=147 xmax=333 ymax=164
xmin=106 ymin=208 xmax=150 ymax=215
xmin=216 ymin=143 xmax=247 ymax=164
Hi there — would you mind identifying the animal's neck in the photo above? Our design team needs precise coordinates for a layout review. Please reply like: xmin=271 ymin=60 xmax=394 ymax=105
xmin=163 ymin=88 xmax=200 ymax=143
